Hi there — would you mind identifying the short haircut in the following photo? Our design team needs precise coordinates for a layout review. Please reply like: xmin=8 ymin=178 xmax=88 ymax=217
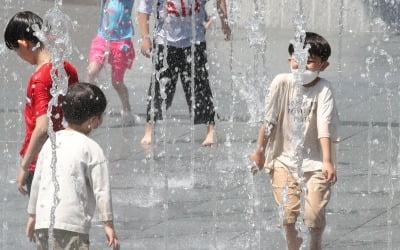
xmin=62 ymin=82 xmax=107 ymax=125
xmin=4 ymin=11 xmax=44 ymax=50
xmin=288 ymin=32 xmax=331 ymax=62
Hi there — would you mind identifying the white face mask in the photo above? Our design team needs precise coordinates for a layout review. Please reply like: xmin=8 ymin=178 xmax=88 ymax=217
xmin=291 ymin=68 xmax=319 ymax=85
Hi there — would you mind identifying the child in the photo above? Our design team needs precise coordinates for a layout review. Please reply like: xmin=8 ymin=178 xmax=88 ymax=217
xmin=26 ymin=82 xmax=120 ymax=250
xmin=250 ymin=32 xmax=339 ymax=250
xmin=87 ymin=0 xmax=136 ymax=126
xmin=137 ymin=0 xmax=231 ymax=146
xmin=3 ymin=11 xmax=79 ymax=195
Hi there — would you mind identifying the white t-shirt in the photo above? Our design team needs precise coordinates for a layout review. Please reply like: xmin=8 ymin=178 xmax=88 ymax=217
xmin=137 ymin=0 xmax=207 ymax=47
xmin=264 ymin=73 xmax=340 ymax=173
xmin=28 ymin=130 xmax=113 ymax=234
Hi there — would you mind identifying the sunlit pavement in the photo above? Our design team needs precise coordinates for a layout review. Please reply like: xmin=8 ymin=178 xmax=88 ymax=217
xmin=1 ymin=1 xmax=400 ymax=249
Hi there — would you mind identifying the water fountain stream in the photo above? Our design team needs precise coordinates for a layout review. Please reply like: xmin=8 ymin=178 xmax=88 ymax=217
xmin=1 ymin=0 xmax=400 ymax=249
xmin=33 ymin=1 xmax=74 ymax=248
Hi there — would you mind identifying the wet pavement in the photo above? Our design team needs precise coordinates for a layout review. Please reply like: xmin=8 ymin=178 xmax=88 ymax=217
xmin=1 ymin=1 xmax=400 ymax=249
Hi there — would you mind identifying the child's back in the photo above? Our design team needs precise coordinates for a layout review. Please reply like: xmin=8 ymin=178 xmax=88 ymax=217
xmin=29 ymin=129 xmax=112 ymax=233
xmin=26 ymin=82 xmax=119 ymax=250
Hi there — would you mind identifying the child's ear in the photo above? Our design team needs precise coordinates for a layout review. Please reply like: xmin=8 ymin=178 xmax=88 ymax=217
xmin=320 ymin=61 xmax=330 ymax=72
xmin=17 ymin=39 xmax=29 ymax=49
xmin=89 ymin=115 xmax=102 ymax=129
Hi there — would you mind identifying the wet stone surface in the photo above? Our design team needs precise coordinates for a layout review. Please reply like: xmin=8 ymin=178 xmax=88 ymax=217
xmin=1 ymin=1 xmax=400 ymax=249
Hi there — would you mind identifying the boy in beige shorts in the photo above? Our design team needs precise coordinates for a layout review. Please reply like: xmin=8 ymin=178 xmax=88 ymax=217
xmin=251 ymin=32 xmax=339 ymax=250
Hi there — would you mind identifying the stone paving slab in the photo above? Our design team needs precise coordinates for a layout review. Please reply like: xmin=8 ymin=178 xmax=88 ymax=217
xmin=1 ymin=1 xmax=400 ymax=250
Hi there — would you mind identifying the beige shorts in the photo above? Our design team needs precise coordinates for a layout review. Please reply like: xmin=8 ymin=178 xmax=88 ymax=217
xmin=270 ymin=161 xmax=331 ymax=229
xmin=36 ymin=229 xmax=89 ymax=250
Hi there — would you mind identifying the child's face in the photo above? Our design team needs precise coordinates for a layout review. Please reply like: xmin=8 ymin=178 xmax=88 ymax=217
xmin=289 ymin=55 xmax=329 ymax=72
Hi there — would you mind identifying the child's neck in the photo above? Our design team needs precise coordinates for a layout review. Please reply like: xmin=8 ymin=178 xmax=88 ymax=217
xmin=66 ymin=123 xmax=91 ymax=135
xmin=35 ymin=49 xmax=51 ymax=70
xmin=303 ymin=77 xmax=320 ymax=88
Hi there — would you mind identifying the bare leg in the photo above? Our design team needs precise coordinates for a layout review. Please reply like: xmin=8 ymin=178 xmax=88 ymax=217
xmin=284 ymin=224 xmax=302 ymax=250
xmin=86 ymin=61 xmax=102 ymax=83
xmin=309 ymin=228 xmax=323 ymax=250
xmin=141 ymin=122 xmax=153 ymax=145
xmin=204 ymin=17 xmax=214 ymax=29
xmin=202 ymin=124 xmax=214 ymax=146
xmin=112 ymin=80 xmax=131 ymax=112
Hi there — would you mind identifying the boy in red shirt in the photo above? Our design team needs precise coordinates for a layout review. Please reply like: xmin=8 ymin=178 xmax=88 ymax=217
xmin=4 ymin=11 xmax=79 ymax=195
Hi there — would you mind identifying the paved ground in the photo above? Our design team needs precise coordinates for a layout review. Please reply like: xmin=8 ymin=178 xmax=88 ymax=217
xmin=1 ymin=1 xmax=400 ymax=250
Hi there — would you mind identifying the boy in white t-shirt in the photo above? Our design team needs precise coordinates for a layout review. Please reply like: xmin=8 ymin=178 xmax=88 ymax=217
xmin=251 ymin=32 xmax=339 ymax=250
xmin=137 ymin=0 xmax=231 ymax=146
xmin=26 ymin=83 xmax=120 ymax=250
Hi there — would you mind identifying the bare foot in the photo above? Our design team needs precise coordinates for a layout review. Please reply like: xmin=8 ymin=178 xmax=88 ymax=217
xmin=140 ymin=123 xmax=153 ymax=145
xmin=202 ymin=124 xmax=214 ymax=146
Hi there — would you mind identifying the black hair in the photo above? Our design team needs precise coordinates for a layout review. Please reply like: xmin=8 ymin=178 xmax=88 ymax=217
xmin=4 ymin=11 xmax=44 ymax=50
xmin=288 ymin=32 xmax=331 ymax=62
xmin=62 ymin=82 xmax=107 ymax=125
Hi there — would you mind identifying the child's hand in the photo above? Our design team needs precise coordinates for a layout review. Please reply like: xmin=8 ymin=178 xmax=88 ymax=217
xmin=250 ymin=163 xmax=260 ymax=175
xmin=141 ymin=36 xmax=152 ymax=58
xmin=322 ymin=161 xmax=337 ymax=184
xmin=16 ymin=166 xmax=29 ymax=195
xmin=104 ymin=221 xmax=120 ymax=250
xmin=250 ymin=152 xmax=265 ymax=175
xmin=26 ymin=215 xmax=36 ymax=243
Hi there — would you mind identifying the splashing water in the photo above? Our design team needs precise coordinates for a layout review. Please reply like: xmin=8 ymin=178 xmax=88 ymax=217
xmin=365 ymin=15 xmax=396 ymax=248
xmin=241 ymin=1 xmax=268 ymax=248
xmin=33 ymin=3 xmax=73 ymax=249
xmin=245 ymin=163 xmax=261 ymax=249
xmin=240 ymin=11 xmax=268 ymax=126
xmin=288 ymin=4 xmax=310 ymax=249
xmin=2 ymin=1 xmax=400 ymax=249
xmin=0 ymin=3 xmax=13 ymax=249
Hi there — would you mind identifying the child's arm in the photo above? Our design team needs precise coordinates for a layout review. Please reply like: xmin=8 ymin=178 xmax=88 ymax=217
xmin=17 ymin=114 xmax=48 ymax=195
xmin=26 ymin=214 xmax=36 ymax=242
xmin=89 ymin=153 xmax=118 ymax=248
xmin=138 ymin=12 xmax=152 ymax=58
xmin=216 ymin=0 xmax=231 ymax=40
xmin=320 ymin=137 xmax=337 ymax=183
xmin=104 ymin=221 xmax=120 ymax=250
xmin=250 ymin=123 xmax=273 ymax=174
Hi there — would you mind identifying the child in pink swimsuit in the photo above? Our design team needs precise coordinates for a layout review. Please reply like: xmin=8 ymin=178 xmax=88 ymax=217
xmin=87 ymin=0 xmax=136 ymax=126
